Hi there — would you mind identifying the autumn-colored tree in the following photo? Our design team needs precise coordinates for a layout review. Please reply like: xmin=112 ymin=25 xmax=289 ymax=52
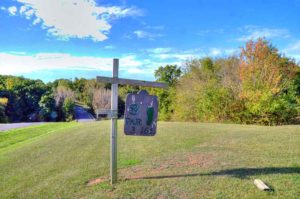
xmin=238 ymin=39 xmax=298 ymax=124
xmin=92 ymin=88 xmax=111 ymax=111
xmin=54 ymin=86 xmax=75 ymax=106
xmin=54 ymin=86 xmax=75 ymax=121
xmin=0 ymin=97 xmax=8 ymax=123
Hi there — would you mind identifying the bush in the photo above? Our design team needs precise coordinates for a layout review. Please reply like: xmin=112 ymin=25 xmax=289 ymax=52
xmin=63 ymin=98 xmax=75 ymax=122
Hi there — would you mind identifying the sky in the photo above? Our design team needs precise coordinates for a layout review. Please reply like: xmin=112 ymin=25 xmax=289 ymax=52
xmin=0 ymin=0 xmax=300 ymax=82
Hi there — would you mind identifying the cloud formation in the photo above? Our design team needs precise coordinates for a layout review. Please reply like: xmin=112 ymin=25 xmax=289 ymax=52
xmin=8 ymin=6 xmax=18 ymax=15
xmin=283 ymin=41 xmax=300 ymax=61
xmin=133 ymin=30 xmax=163 ymax=40
xmin=4 ymin=0 xmax=143 ymax=41
xmin=0 ymin=52 xmax=148 ymax=75
xmin=237 ymin=26 xmax=290 ymax=41
xmin=0 ymin=52 xmax=180 ymax=78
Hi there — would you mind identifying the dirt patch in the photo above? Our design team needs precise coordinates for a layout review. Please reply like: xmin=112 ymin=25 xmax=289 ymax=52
xmin=122 ymin=152 xmax=215 ymax=180
xmin=87 ymin=177 xmax=107 ymax=186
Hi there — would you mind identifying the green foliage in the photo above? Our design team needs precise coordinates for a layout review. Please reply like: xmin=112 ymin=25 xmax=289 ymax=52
xmin=39 ymin=94 xmax=57 ymax=121
xmin=0 ymin=39 xmax=298 ymax=125
xmin=0 ymin=75 xmax=49 ymax=122
xmin=172 ymin=40 xmax=299 ymax=125
xmin=174 ymin=58 xmax=237 ymax=122
xmin=153 ymin=65 xmax=181 ymax=120
xmin=238 ymin=39 xmax=299 ymax=124
xmin=62 ymin=98 xmax=75 ymax=122
xmin=155 ymin=65 xmax=182 ymax=86
xmin=294 ymin=71 xmax=300 ymax=96
xmin=0 ymin=104 xmax=8 ymax=123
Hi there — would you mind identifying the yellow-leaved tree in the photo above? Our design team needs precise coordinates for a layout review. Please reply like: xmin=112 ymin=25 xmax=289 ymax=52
xmin=239 ymin=39 xmax=298 ymax=124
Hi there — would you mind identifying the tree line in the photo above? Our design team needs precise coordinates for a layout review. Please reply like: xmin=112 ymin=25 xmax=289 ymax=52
xmin=0 ymin=39 xmax=299 ymax=125
xmin=0 ymin=76 xmax=111 ymax=122
xmin=151 ymin=39 xmax=300 ymax=125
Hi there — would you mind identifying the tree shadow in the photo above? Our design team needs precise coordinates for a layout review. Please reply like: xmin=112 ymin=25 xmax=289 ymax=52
xmin=127 ymin=167 xmax=300 ymax=180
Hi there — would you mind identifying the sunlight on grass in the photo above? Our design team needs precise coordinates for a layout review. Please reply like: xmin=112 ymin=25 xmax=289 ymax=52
xmin=0 ymin=121 xmax=299 ymax=198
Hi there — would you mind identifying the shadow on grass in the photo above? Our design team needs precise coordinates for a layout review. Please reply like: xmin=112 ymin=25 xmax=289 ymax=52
xmin=128 ymin=167 xmax=300 ymax=180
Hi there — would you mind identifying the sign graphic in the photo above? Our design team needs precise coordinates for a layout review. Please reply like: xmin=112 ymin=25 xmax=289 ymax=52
xmin=124 ymin=90 xmax=158 ymax=136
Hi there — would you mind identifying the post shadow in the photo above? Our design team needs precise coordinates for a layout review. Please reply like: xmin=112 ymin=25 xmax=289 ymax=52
xmin=126 ymin=167 xmax=300 ymax=180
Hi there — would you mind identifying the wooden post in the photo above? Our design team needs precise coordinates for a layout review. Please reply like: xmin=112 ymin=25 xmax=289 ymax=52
xmin=111 ymin=58 xmax=118 ymax=184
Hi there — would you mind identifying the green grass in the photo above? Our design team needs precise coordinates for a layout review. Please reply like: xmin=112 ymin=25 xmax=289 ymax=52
xmin=0 ymin=121 xmax=299 ymax=199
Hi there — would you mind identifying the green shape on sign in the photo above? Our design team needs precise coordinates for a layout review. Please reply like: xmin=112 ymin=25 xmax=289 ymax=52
xmin=146 ymin=107 xmax=154 ymax=125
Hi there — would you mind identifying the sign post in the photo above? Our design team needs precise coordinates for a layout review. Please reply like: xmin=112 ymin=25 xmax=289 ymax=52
xmin=110 ymin=59 xmax=118 ymax=184
xmin=97 ymin=58 xmax=166 ymax=184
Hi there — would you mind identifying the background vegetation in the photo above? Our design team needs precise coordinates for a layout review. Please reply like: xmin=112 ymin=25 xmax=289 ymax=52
xmin=0 ymin=39 xmax=299 ymax=125
xmin=151 ymin=39 xmax=300 ymax=125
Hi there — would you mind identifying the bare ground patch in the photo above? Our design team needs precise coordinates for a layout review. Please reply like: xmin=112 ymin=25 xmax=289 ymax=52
xmin=121 ymin=152 xmax=215 ymax=180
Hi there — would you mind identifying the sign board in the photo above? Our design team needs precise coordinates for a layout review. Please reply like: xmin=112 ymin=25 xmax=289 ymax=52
xmin=124 ymin=90 xmax=158 ymax=136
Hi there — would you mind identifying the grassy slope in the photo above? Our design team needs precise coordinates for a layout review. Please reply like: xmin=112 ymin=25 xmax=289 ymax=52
xmin=0 ymin=121 xmax=299 ymax=199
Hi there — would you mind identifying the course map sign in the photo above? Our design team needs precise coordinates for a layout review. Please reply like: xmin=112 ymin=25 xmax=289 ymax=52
xmin=124 ymin=90 xmax=158 ymax=136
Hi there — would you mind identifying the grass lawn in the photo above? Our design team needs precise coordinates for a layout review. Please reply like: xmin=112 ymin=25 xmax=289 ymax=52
xmin=0 ymin=121 xmax=299 ymax=199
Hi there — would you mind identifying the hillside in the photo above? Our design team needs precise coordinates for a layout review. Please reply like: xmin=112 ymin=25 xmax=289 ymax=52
xmin=0 ymin=121 xmax=299 ymax=198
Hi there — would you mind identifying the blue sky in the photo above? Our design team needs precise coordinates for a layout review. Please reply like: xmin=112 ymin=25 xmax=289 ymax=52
xmin=0 ymin=0 xmax=300 ymax=82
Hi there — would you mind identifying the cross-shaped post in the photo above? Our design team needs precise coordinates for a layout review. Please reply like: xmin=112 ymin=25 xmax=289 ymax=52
xmin=97 ymin=58 xmax=166 ymax=184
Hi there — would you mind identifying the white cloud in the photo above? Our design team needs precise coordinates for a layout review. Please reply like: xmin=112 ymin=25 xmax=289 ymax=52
xmin=23 ymin=8 xmax=34 ymax=19
xmin=0 ymin=53 xmax=109 ymax=74
xmin=224 ymin=48 xmax=239 ymax=55
xmin=1 ymin=6 xmax=6 ymax=11
xmin=8 ymin=6 xmax=18 ymax=15
xmin=146 ymin=47 xmax=239 ymax=61
xmin=9 ymin=0 xmax=143 ymax=41
xmin=133 ymin=30 xmax=163 ymax=40
xmin=19 ymin=5 xmax=28 ymax=14
xmin=284 ymin=41 xmax=300 ymax=53
xmin=0 ymin=52 xmax=186 ymax=78
xmin=104 ymin=45 xmax=115 ymax=49
xmin=152 ymin=53 xmax=195 ymax=60
xmin=0 ymin=52 xmax=182 ymax=79
xmin=209 ymin=48 xmax=222 ymax=56
xmin=147 ymin=48 xmax=172 ymax=54
xmin=208 ymin=48 xmax=239 ymax=57
xmin=102 ymin=6 xmax=143 ymax=18
xmin=0 ymin=52 xmax=152 ymax=75
xmin=237 ymin=26 xmax=290 ymax=41
xmin=283 ymin=41 xmax=300 ymax=61
xmin=32 ymin=17 xmax=41 ymax=25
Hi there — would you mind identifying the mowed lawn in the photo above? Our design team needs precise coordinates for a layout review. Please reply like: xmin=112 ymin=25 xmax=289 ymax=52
xmin=0 ymin=121 xmax=299 ymax=199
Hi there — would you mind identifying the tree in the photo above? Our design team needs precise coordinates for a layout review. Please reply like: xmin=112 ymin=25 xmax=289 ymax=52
xmin=153 ymin=65 xmax=182 ymax=120
xmin=39 ymin=94 xmax=56 ymax=121
xmin=238 ymin=39 xmax=298 ymax=124
xmin=174 ymin=57 xmax=236 ymax=122
xmin=0 ymin=97 xmax=8 ymax=123
xmin=92 ymin=89 xmax=111 ymax=111
xmin=155 ymin=65 xmax=182 ymax=86
xmin=0 ymin=75 xmax=49 ymax=122
xmin=54 ymin=86 xmax=75 ymax=121
xmin=63 ymin=98 xmax=75 ymax=122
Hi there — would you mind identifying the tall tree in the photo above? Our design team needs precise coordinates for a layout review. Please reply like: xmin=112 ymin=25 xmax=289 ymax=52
xmin=238 ymin=39 xmax=298 ymax=124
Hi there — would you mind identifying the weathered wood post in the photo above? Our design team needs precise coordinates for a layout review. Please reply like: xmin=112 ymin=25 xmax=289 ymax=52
xmin=111 ymin=58 xmax=119 ymax=184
